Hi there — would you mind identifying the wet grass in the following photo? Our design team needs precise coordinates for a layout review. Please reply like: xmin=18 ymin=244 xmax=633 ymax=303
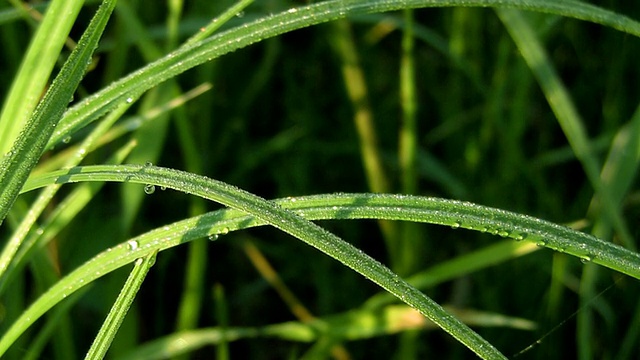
xmin=0 ymin=0 xmax=639 ymax=359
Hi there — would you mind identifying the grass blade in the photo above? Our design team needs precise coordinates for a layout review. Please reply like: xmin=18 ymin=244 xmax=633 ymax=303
xmin=20 ymin=171 xmax=640 ymax=279
xmin=8 ymin=167 xmax=640 ymax=356
xmin=14 ymin=167 xmax=511 ymax=359
xmin=48 ymin=0 xmax=640 ymax=150
xmin=0 ymin=0 xmax=116 ymax=226
xmin=496 ymin=8 xmax=633 ymax=249
xmin=84 ymin=252 xmax=157 ymax=360
xmin=0 ymin=0 xmax=84 ymax=154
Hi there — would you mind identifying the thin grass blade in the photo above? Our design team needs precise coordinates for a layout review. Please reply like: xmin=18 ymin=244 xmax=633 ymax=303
xmin=84 ymin=252 xmax=157 ymax=360
xmin=0 ymin=0 xmax=117 ymax=225
xmin=48 ymin=0 xmax=640 ymax=150
xmin=0 ymin=0 xmax=85 ymax=154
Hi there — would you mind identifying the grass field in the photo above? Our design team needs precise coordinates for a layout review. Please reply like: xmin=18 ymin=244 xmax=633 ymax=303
xmin=0 ymin=0 xmax=639 ymax=359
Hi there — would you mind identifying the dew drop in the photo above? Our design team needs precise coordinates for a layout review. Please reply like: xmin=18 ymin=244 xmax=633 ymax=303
xmin=498 ymin=230 xmax=509 ymax=238
xmin=160 ymin=186 xmax=167 ymax=191
xmin=580 ymin=255 xmax=592 ymax=263
xmin=236 ymin=11 xmax=245 ymax=18
xmin=536 ymin=240 xmax=547 ymax=247
xmin=62 ymin=136 xmax=71 ymax=144
xmin=220 ymin=227 xmax=229 ymax=235
xmin=208 ymin=234 xmax=219 ymax=241
xmin=450 ymin=222 xmax=461 ymax=229
xmin=145 ymin=161 xmax=153 ymax=167
xmin=127 ymin=240 xmax=139 ymax=251
xmin=126 ymin=97 xmax=133 ymax=103
xmin=514 ymin=233 xmax=527 ymax=241
xmin=144 ymin=184 xmax=156 ymax=194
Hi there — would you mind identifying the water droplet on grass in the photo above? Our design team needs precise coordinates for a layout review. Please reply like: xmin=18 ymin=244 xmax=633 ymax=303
xmin=581 ymin=255 xmax=593 ymax=263
xmin=450 ymin=222 xmax=461 ymax=229
xmin=127 ymin=240 xmax=139 ymax=251
xmin=220 ymin=227 xmax=229 ymax=235
xmin=144 ymin=184 xmax=156 ymax=194
xmin=160 ymin=186 xmax=167 ymax=191
xmin=145 ymin=161 xmax=153 ymax=167
xmin=62 ymin=136 xmax=71 ymax=144
xmin=208 ymin=234 xmax=219 ymax=241
xmin=536 ymin=240 xmax=547 ymax=247
xmin=236 ymin=11 xmax=245 ymax=17
xmin=126 ymin=97 xmax=133 ymax=103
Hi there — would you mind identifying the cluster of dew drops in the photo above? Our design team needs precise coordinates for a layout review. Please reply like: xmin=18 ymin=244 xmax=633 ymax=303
xmin=448 ymin=220 xmax=594 ymax=264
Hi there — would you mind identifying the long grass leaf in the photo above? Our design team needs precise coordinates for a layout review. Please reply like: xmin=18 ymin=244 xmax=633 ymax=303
xmin=21 ymin=173 xmax=640 ymax=279
xmin=496 ymin=8 xmax=633 ymax=250
xmin=48 ymin=0 xmax=640 ymax=149
xmin=12 ymin=168 xmax=513 ymax=359
xmin=0 ymin=0 xmax=116 ymax=226
xmin=119 ymin=305 xmax=535 ymax=360
xmin=84 ymin=252 xmax=157 ymax=360
xmin=0 ymin=0 xmax=84 ymax=154
xmin=7 ymin=171 xmax=640 ymax=356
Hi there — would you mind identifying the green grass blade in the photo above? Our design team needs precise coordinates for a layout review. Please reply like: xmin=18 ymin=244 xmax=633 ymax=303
xmin=496 ymin=8 xmax=633 ymax=249
xmin=22 ymin=287 xmax=89 ymax=360
xmin=84 ymin=252 xmax=157 ymax=360
xmin=20 ymin=171 xmax=640 ymax=279
xmin=120 ymin=305 xmax=535 ymax=360
xmin=19 ymin=165 xmax=640 ymax=279
xmin=364 ymin=240 xmax=540 ymax=309
xmin=48 ymin=0 xmax=640 ymax=150
xmin=7 ymin=169 xmax=640 ymax=356
xmin=0 ymin=0 xmax=84 ymax=154
xmin=0 ymin=0 xmax=116 ymax=226
xmin=0 ymin=101 xmax=135 ymax=293
xmin=0 ymin=140 xmax=136 ymax=295
xmin=589 ymin=107 xmax=640 ymax=241
xmin=14 ymin=167 xmax=509 ymax=359
xmin=184 ymin=0 xmax=255 ymax=45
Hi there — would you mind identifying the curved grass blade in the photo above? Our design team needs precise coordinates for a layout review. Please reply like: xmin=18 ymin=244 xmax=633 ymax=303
xmin=0 ymin=140 xmax=136 ymax=295
xmin=84 ymin=252 xmax=157 ymax=360
xmin=0 ymin=96 xmax=138 ymax=292
xmin=11 ymin=167 xmax=509 ymax=359
xmin=48 ymin=0 xmax=640 ymax=149
xmin=22 ymin=287 xmax=90 ymax=360
xmin=21 ymin=168 xmax=640 ymax=279
xmin=0 ymin=0 xmax=117 ymax=226
xmin=7 ymin=167 xmax=640 ymax=356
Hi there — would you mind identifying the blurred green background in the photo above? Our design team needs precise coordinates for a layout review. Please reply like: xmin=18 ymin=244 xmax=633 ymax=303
xmin=1 ymin=0 xmax=639 ymax=359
